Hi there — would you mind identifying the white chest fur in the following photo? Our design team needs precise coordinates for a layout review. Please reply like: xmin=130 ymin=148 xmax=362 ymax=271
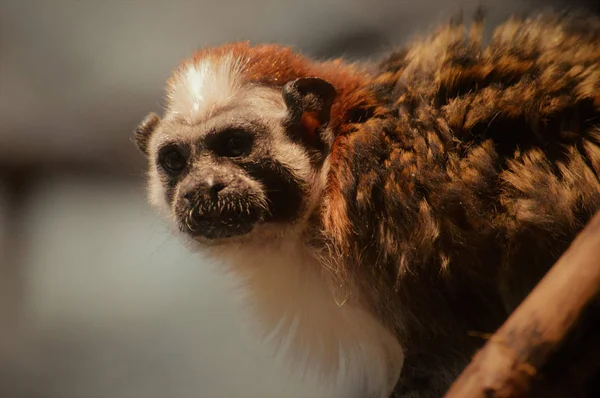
xmin=212 ymin=239 xmax=404 ymax=398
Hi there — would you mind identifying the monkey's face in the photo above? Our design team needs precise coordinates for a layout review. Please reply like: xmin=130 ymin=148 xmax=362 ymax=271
xmin=134 ymin=66 xmax=336 ymax=245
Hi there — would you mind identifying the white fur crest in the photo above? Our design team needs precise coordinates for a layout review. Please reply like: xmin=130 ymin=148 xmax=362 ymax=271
xmin=167 ymin=53 xmax=244 ymax=124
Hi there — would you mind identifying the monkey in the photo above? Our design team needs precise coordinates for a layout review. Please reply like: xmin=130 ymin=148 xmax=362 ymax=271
xmin=132 ymin=11 xmax=600 ymax=398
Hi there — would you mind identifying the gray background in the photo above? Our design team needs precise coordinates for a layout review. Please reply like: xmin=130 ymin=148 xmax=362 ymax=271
xmin=1 ymin=1 xmax=597 ymax=397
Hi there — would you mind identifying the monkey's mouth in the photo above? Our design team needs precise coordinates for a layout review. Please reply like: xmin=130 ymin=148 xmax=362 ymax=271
xmin=178 ymin=198 xmax=264 ymax=240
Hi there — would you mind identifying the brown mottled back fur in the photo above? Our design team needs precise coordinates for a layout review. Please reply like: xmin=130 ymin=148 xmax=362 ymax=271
xmin=316 ymin=12 xmax=600 ymax=397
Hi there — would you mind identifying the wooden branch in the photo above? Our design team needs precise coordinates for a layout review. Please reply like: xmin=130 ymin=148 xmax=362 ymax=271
xmin=444 ymin=211 xmax=600 ymax=398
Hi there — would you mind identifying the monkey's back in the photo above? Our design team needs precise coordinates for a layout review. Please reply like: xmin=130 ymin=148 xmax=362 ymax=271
xmin=322 ymin=12 xmax=600 ymax=397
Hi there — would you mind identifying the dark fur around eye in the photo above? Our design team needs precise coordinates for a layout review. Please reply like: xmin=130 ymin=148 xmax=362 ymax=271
xmin=207 ymin=129 xmax=254 ymax=158
xmin=243 ymin=159 xmax=305 ymax=223
xmin=157 ymin=144 xmax=189 ymax=176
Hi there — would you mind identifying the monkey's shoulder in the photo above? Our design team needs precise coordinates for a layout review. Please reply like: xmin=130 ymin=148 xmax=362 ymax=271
xmin=324 ymin=11 xmax=600 ymax=277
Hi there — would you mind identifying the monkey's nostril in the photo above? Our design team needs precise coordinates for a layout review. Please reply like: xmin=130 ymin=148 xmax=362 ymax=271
xmin=183 ymin=191 xmax=195 ymax=203
xmin=211 ymin=183 xmax=226 ymax=197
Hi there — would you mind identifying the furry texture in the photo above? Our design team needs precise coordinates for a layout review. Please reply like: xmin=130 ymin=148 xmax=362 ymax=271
xmin=320 ymin=12 xmax=600 ymax=397
xmin=139 ymin=11 xmax=600 ymax=398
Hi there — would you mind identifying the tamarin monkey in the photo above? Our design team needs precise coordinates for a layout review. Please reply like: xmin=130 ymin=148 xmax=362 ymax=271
xmin=133 ymin=11 xmax=600 ymax=398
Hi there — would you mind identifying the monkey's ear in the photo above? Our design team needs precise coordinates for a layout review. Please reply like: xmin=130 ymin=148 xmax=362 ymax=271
xmin=133 ymin=113 xmax=161 ymax=156
xmin=282 ymin=77 xmax=337 ymax=148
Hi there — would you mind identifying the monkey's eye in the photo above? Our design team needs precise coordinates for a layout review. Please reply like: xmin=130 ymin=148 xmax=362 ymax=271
xmin=225 ymin=136 xmax=251 ymax=157
xmin=158 ymin=145 xmax=187 ymax=175
xmin=212 ymin=130 xmax=254 ymax=158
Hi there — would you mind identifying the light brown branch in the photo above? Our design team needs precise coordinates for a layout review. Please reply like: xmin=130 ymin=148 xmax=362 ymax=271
xmin=444 ymin=211 xmax=600 ymax=398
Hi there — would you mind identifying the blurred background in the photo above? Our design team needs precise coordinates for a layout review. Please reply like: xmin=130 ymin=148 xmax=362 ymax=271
xmin=1 ymin=1 xmax=599 ymax=397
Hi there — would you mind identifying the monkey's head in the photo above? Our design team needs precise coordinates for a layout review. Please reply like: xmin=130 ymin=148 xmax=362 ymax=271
xmin=134 ymin=44 xmax=337 ymax=245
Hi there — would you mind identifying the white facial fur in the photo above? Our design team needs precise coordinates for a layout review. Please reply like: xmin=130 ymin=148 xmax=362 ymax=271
xmin=145 ymin=54 xmax=404 ymax=397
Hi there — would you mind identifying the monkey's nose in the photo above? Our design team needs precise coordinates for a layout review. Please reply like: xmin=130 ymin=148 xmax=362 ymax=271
xmin=210 ymin=183 xmax=226 ymax=198
xmin=183 ymin=182 xmax=227 ymax=202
